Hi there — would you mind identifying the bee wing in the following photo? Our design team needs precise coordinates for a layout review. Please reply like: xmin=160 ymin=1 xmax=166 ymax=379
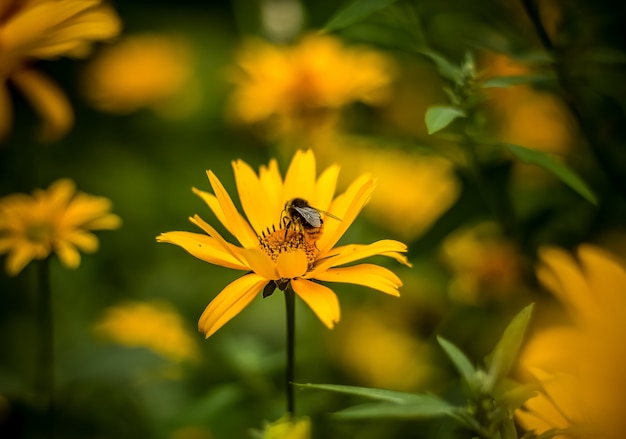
xmin=294 ymin=206 xmax=322 ymax=227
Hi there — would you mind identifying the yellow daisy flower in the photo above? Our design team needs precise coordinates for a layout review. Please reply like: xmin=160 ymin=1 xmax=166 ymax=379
xmin=227 ymin=33 xmax=395 ymax=139
xmin=157 ymin=150 xmax=409 ymax=338
xmin=0 ymin=0 xmax=121 ymax=141
xmin=0 ymin=178 xmax=121 ymax=275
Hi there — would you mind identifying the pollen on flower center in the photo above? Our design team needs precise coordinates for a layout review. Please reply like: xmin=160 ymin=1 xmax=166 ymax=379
xmin=258 ymin=224 xmax=317 ymax=270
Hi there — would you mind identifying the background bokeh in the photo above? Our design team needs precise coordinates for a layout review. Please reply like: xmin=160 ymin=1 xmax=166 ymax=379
xmin=1 ymin=0 xmax=625 ymax=438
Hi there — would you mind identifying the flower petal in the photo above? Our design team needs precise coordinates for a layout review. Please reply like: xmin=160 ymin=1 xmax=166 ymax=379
xmin=192 ymin=187 xmax=229 ymax=232
xmin=311 ymin=263 xmax=402 ymax=296
xmin=207 ymin=170 xmax=258 ymax=248
xmin=66 ymin=230 xmax=99 ymax=252
xmin=316 ymin=174 xmax=375 ymax=255
xmin=282 ymin=150 xmax=316 ymax=204
xmin=6 ymin=244 xmax=39 ymax=276
xmin=55 ymin=240 xmax=81 ymax=269
xmin=198 ymin=273 xmax=268 ymax=338
xmin=310 ymin=239 xmax=409 ymax=276
xmin=190 ymin=215 xmax=250 ymax=267
xmin=233 ymin=159 xmax=276 ymax=234
xmin=311 ymin=163 xmax=340 ymax=213
xmin=259 ymin=158 xmax=284 ymax=214
xmin=276 ymin=250 xmax=308 ymax=279
xmin=11 ymin=67 xmax=73 ymax=142
xmin=291 ymin=278 xmax=340 ymax=329
xmin=157 ymin=231 xmax=248 ymax=271
xmin=238 ymin=248 xmax=279 ymax=280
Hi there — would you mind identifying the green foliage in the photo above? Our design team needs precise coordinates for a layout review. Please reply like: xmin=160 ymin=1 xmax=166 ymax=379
xmin=505 ymin=144 xmax=598 ymax=205
xmin=425 ymin=106 xmax=467 ymax=135
xmin=324 ymin=0 xmax=400 ymax=31
xmin=303 ymin=304 xmax=537 ymax=438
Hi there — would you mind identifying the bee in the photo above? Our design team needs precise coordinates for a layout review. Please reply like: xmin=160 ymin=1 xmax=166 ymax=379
xmin=282 ymin=198 xmax=340 ymax=246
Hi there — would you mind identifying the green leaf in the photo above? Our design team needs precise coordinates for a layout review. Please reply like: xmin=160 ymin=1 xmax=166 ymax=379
xmin=333 ymin=398 xmax=457 ymax=419
xmin=297 ymin=383 xmax=419 ymax=403
xmin=505 ymin=144 xmax=597 ymax=205
xmin=481 ymin=74 xmax=555 ymax=88
xmin=324 ymin=0 xmax=399 ymax=31
xmin=425 ymin=106 xmax=466 ymax=135
xmin=437 ymin=336 xmax=476 ymax=384
xmin=415 ymin=49 xmax=461 ymax=82
xmin=484 ymin=304 xmax=535 ymax=391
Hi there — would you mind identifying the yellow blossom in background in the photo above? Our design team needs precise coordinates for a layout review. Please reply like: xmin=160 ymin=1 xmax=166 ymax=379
xmin=441 ymin=222 xmax=522 ymax=304
xmin=81 ymin=33 xmax=200 ymax=118
xmin=324 ymin=140 xmax=459 ymax=241
xmin=227 ymin=34 xmax=395 ymax=141
xmin=332 ymin=308 xmax=436 ymax=391
xmin=93 ymin=300 xmax=200 ymax=364
xmin=158 ymin=150 xmax=409 ymax=338
xmin=0 ymin=179 xmax=121 ymax=276
xmin=517 ymin=245 xmax=626 ymax=439
xmin=0 ymin=0 xmax=121 ymax=141
xmin=259 ymin=415 xmax=310 ymax=439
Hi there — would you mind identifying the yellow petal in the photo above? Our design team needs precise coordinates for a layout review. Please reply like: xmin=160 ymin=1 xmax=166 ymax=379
xmin=207 ymin=170 xmax=258 ymax=248
xmin=311 ymin=163 xmax=339 ymax=213
xmin=282 ymin=150 xmax=316 ymax=204
xmin=190 ymin=215 xmax=249 ymax=267
xmin=6 ymin=244 xmax=39 ymax=276
xmin=157 ymin=231 xmax=248 ymax=271
xmin=311 ymin=239 xmax=408 ymax=275
xmin=84 ymin=212 xmax=122 ymax=230
xmin=56 ymin=240 xmax=81 ymax=269
xmin=66 ymin=230 xmax=99 ymax=252
xmin=259 ymin=158 xmax=284 ymax=212
xmin=198 ymin=273 xmax=268 ymax=338
xmin=276 ymin=250 xmax=308 ymax=279
xmin=11 ymin=67 xmax=73 ymax=142
xmin=311 ymin=263 xmax=402 ymax=296
xmin=192 ymin=187 xmax=229 ymax=234
xmin=233 ymin=159 xmax=276 ymax=234
xmin=238 ymin=247 xmax=279 ymax=280
xmin=291 ymin=278 xmax=340 ymax=329
xmin=316 ymin=174 xmax=375 ymax=255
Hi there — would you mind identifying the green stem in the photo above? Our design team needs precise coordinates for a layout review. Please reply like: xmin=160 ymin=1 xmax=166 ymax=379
xmin=35 ymin=257 xmax=54 ymax=432
xmin=284 ymin=285 xmax=296 ymax=417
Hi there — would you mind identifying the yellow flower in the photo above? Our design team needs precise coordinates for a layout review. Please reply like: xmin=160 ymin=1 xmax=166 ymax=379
xmin=157 ymin=150 xmax=409 ymax=338
xmin=0 ymin=178 xmax=121 ymax=275
xmin=517 ymin=245 xmax=626 ymax=439
xmin=81 ymin=33 xmax=200 ymax=117
xmin=0 ymin=0 xmax=121 ymax=141
xmin=441 ymin=222 xmax=521 ymax=304
xmin=93 ymin=300 xmax=199 ymax=364
xmin=260 ymin=415 xmax=310 ymax=439
xmin=228 ymin=34 xmax=395 ymax=139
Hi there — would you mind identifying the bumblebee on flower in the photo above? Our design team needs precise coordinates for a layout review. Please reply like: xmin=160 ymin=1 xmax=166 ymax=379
xmin=157 ymin=150 xmax=409 ymax=338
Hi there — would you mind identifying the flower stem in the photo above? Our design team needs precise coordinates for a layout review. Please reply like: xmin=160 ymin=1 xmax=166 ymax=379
xmin=284 ymin=285 xmax=296 ymax=416
xmin=36 ymin=257 xmax=54 ymax=431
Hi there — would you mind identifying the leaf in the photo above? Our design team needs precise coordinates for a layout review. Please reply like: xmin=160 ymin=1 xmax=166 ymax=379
xmin=481 ymin=74 xmax=555 ymax=88
xmin=425 ymin=106 xmax=466 ymax=135
xmin=297 ymin=383 xmax=419 ymax=403
xmin=333 ymin=398 xmax=457 ymax=419
xmin=505 ymin=144 xmax=597 ymax=205
xmin=484 ymin=303 xmax=535 ymax=391
xmin=415 ymin=49 xmax=461 ymax=82
xmin=324 ymin=0 xmax=399 ymax=31
xmin=437 ymin=336 xmax=476 ymax=384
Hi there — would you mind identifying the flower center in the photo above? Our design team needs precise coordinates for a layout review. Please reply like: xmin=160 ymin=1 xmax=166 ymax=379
xmin=258 ymin=224 xmax=318 ymax=270
xmin=25 ymin=222 xmax=53 ymax=244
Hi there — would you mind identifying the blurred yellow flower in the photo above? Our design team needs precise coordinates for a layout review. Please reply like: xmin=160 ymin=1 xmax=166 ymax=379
xmin=93 ymin=300 xmax=200 ymax=364
xmin=81 ymin=33 xmax=200 ymax=117
xmin=158 ymin=150 xmax=409 ymax=338
xmin=326 ymin=140 xmax=459 ymax=240
xmin=0 ymin=179 xmax=121 ymax=276
xmin=332 ymin=308 xmax=436 ymax=391
xmin=0 ymin=0 xmax=121 ymax=141
xmin=441 ymin=222 xmax=522 ymax=304
xmin=517 ymin=245 xmax=626 ymax=439
xmin=227 ymin=34 xmax=395 ymax=140
xmin=483 ymin=54 xmax=575 ymax=159
xmin=261 ymin=415 xmax=310 ymax=439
